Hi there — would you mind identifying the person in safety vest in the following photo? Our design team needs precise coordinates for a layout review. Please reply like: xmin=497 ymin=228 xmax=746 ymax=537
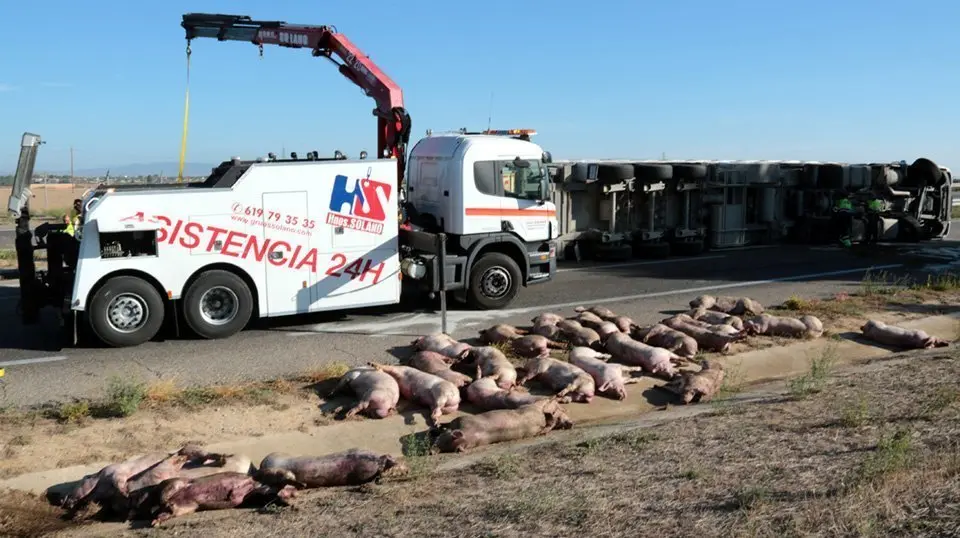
xmin=64 ymin=198 xmax=82 ymax=238
xmin=832 ymin=190 xmax=854 ymax=248
xmin=863 ymin=196 xmax=885 ymax=245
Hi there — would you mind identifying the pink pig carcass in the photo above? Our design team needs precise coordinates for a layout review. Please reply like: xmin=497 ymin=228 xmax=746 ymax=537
xmin=568 ymin=346 xmax=645 ymax=400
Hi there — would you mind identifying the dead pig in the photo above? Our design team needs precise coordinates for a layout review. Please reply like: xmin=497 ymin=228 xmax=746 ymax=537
xmin=603 ymin=332 xmax=680 ymax=378
xmin=61 ymin=445 xmax=208 ymax=515
xmin=368 ymin=362 xmax=461 ymax=425
xmin=407 ymin=351 xmax=474 ymax=387
xmin=744 ymin=314 xmax=824 ymax=339
xmin=594 ymin=321 xmax=622 ymax=339
xmin=327 ymin=366 xmax=401 ymax=419
xmin=258 ymin=449 xmax=406 ymax=488
xmin=557 ymin=319 xmax=602 ymax=348
xmin=689 ymin=295 xmax=764 ymax=316
xmin=479 ymin=324 xmax=528 ymax=344
xmin=860 ymin=320 xmax=950 ymax=349
xmin=575 ymin=305 xmax=618 ymax=319
xmin=688 ymin=307 xmax=745 ymax=331
xmin=531 ymin=320 xmax=562 ymax=340
xmin=632 ymin=324 xmax=698 ymax=359
xmin=125 ymin=454 xmax=254 ymax=519
xmin=658 ymin=359 xmax=725 ymax=404
xmin=431 ymin=399 xmax=573 ymax=453
xmin=465 ymin=376 xmax=549 ymax=411
xmin=531 ymin=312 xmax=565 ymax=326
xmin=568 ymin=346 xmax=645 ymax=400
xmin=454 ymin=346 xmax=518 ymax=389
xmin=149 ymin=472 xmax=297 ymax=527
xmin=511 ymin=334 xmax=567 ymax=358
xmin=661 ymin=315 xmax=744 ymax=353
xmin=412 ymin=333 xmax=472 ymax=359
xmin=516 ymin=356 xmax=595 ymax=402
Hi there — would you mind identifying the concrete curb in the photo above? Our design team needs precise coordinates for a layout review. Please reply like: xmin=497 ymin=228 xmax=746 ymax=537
xmin=2 ymin=312 xmax=958 ymax=496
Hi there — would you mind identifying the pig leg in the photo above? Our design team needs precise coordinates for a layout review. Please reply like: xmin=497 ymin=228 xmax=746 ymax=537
xmin=343 ymin=401 xmax=369 ymax=419
xmin=152 ymin=502 xmax=198 ymax=527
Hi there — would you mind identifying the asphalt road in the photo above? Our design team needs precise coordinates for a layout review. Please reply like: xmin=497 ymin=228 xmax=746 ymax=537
xmin=4 ymin=237 xmax=960 ymax=407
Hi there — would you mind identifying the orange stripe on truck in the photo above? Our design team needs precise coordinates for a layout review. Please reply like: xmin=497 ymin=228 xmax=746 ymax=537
xmin=465 ymin=208 xmax=556 ymax=217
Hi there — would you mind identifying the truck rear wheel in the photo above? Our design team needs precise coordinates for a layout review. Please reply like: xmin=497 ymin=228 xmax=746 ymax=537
xmin=467 ymin=252 xmax=522 ymax=310
xmin=182 ymin=270 xmax=254 ymax=340
xmin=88 ymin=275 xmax=165 ymax=347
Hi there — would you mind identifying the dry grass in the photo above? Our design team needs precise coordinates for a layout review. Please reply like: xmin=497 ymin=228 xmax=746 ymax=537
xmin=0 ymin=184 xmax=96 ymax=216
xmin=294 ymin=361 xmax=351 ymax=384
xmin=47 ymin=349 xmax=958 ymax=538
xmin=0 ymin=488 xmax=80 ymax=537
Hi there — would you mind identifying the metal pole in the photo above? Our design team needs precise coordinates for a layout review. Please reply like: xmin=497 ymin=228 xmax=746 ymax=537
xmin=438 ymin=233 xmax=448 ymax=334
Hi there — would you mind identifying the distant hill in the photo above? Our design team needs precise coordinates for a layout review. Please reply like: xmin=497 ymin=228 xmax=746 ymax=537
xmin=66 ymin=162 xmax=219 ymax=178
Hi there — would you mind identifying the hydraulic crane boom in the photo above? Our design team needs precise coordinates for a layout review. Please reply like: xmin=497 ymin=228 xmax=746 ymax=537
xmin=181 ymin=13 xmax=412 ymax=187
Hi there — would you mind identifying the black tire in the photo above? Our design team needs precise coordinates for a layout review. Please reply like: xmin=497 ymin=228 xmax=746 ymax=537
xmin=908 ymin=158 xmax=942 ymax=187
xmin=597 ymin=164 xmax=634 ymax=184
xmin=670 ymin=239 xmax=705 ymax=257
xmin=594 ymin=243 xmax=633 ymax=261
xmin=467 ymin=252 xmax=522 ymax=310
xmin=182 ymin=270 xmax=254 ymax=340
xmin=88 ymin=275 xmax=165 ymax=348
xmin=632 ymin=241 xmax=671 ymax=259
xmin=634 ymin=163 xmax=673 ymax=182
xmin=672 ymin=164 xmax=708 ymax=180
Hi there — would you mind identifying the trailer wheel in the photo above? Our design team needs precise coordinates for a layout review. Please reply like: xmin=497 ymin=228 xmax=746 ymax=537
xmin=672 ymin=164 xmax=708 ymax=180
xmin=467 ymin=252 xmax=522 ymax=310
xmin=634 ymin=163 xmax=673 ymax=182
xmin=182 ymin=270 xmax=254 ymax=340
xmin=88 ymin=275 xmax=165 ymax=348
xmin=597 ymin=164 xmax=634 ymax=184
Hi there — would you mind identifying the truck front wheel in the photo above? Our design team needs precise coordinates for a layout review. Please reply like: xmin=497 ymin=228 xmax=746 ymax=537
xmin=88 ymin=275 xmax=165 ymax=347
xmin=182 ymin=270 xmax=254 ymax=340
xmin=467 ymin=252 xmax=522 ymax=310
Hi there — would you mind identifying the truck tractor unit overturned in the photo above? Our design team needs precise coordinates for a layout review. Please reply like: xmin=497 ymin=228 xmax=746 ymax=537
xmin=546 ymin=157 xmax=952 ymax=260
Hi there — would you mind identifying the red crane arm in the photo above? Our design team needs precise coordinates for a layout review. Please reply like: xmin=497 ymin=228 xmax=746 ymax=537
xmin=181 ymin=13 xmax=412 ymax=186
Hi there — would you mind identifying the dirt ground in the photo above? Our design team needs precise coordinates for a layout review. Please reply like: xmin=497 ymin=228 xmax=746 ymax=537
xmin=0 ymin=184 xmax=96 ymax=218
xmin=1 ymin=286 xmax=958 ymax=537
xmin=0 ymin=286 xmax=957 ymax=482
xmin=5 ymin=346 xmax=956 ymax=537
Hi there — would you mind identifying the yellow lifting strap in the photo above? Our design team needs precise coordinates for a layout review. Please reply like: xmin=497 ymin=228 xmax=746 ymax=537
xmin=177 ymin=42 xmax=192 ymax=183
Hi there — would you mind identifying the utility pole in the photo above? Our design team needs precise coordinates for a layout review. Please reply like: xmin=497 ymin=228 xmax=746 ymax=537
xmin=70 ymin=146 xmax=75 ymax=182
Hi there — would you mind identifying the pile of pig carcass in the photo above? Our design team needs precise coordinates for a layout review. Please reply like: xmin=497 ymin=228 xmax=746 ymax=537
xmin=331 ymin=294 xmax=826 ymax=453
xmin=55 ymin=445 xmax=405 ymax=526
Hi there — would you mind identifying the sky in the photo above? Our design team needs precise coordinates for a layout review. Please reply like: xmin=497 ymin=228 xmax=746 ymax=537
xmin=1 ymin=0 xmax=958 ymax=174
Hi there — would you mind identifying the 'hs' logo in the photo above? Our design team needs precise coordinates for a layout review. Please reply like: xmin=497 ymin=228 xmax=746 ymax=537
xmin=329 ymin=171 xmax=392 ymax=222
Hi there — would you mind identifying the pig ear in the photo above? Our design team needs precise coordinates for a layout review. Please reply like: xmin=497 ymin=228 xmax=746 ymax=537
xmin=451 ymin=430 xmax=464 ymax=439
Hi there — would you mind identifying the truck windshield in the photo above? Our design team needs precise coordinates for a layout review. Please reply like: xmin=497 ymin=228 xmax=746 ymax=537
xmin=501 ymin=159 xmax=547 ymax=201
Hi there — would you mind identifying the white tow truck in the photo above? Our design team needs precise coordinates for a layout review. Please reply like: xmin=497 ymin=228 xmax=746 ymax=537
xmin=7 ymin=13 xmax=559 ymax=347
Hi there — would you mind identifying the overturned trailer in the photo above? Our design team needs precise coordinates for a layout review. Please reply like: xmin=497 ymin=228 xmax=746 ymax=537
xmin=547 ymin=157 xmax=952 ymax=260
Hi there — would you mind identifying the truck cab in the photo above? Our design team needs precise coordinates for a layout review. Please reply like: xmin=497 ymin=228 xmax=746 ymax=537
xmin=402 ymin=129 xmax=558 ymax=309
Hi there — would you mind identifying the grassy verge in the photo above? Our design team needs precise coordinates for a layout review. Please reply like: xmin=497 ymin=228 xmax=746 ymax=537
xmin=774 ymin=268 xmax=960 ymax=322
xmin=16 ymin=362 xmax=352 ymax=426
xmin=38 ymin=346 xmax=954 ymax=537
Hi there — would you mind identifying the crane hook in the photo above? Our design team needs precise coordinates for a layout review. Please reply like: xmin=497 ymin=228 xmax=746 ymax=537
xmin=258 ymin=43 xmax=264 ymax=58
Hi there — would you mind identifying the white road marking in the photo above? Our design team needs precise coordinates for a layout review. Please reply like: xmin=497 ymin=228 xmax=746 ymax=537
xmin=556 ymin=255 xmax=725 ymax=273
xmin=0 ymin=355 xmax=69 ymax=367
xmin=288 ymin=263 xmax=904 ymax=337
xmin=714 ymin=245 xmax=779 ymax=252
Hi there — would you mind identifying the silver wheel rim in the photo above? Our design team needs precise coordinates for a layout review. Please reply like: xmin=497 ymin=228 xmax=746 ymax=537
xmin=199 ymin=286 xmax=239 ymax=326
xmin=106 ymin=293 xmax=149 ymax=334
xmin=480 ymin=267 xmax=511 ymax=299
